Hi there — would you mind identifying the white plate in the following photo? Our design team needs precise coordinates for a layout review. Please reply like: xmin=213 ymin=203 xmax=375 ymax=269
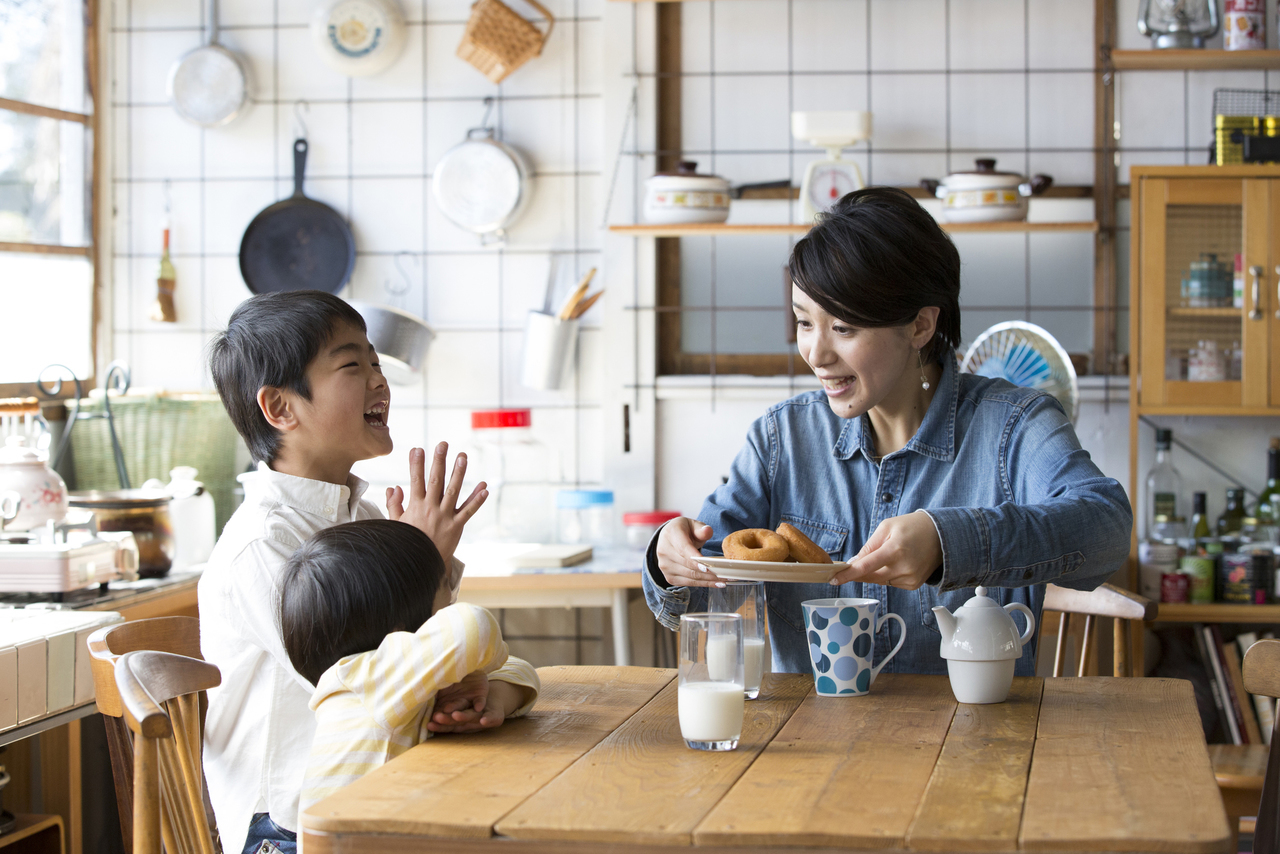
xmin=697 ymin=556 xmax=847 ymax=584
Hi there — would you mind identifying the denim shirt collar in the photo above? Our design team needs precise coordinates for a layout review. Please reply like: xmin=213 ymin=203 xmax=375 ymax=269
xmin=832 ymin=354 xmax=959 ymax=464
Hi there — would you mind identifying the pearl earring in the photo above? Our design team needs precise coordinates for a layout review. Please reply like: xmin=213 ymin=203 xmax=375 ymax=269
xmin=919 ymin=350 xmax=930 ymax=391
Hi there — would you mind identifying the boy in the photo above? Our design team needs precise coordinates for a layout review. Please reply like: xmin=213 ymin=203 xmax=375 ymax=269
xmin=278 ymin=519 xmax=537 ymax=813
xmin=203 ymin=291 xmax=524 ymax=854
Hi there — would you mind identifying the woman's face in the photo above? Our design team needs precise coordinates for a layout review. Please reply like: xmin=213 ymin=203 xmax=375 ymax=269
xmin=793 ymin=284 xmax=917 ymax=420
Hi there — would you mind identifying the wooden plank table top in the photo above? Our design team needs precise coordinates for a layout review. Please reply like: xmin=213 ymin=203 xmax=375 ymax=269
xmin=301 ymin=668 xmax=1231 ymax=854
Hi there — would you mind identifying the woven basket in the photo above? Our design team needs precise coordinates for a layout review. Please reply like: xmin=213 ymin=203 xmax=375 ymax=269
xmin=68 ymin=393 xmax=245 ymax=534
xmin=457 ymin=0 xmax=554 ymax=84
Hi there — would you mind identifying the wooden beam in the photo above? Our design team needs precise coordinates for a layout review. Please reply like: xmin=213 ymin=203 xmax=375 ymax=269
xmin=0 ymin=242 xmax=92 ymax=257
xmin=0 ymin=97 xmax=90 ymax=125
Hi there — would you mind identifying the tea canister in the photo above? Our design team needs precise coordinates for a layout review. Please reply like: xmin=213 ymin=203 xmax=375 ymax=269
xmin=1225 ymin=0 xmax=1266 ymax=50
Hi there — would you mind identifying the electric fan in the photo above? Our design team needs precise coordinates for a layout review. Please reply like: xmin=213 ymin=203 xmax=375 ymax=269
xmin=959 ymin=321 xmax=1079 ymax=424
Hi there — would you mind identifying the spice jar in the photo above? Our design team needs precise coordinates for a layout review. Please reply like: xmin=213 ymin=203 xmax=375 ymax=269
xmin=556 ymin=490 xmax=615 ymax=547
xmin=622 ymin=511 xmax=682 ymax=549
xmin=466 ymin=409 xmax=556 ymax=543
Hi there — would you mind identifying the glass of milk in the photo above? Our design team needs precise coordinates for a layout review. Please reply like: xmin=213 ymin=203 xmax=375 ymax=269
xmin=678 ymin=613 xmax=745 ymax=751
xmin=709 ymin=580 xmax=769 ymax=699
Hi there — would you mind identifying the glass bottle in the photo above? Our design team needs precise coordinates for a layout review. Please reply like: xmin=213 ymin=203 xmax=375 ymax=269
xmin=1257 ymin=437 xmax=1280 ymax=524
xmin=1146 ymin=429 xmax=1182 ymax=538
xmin=1217 ymin=487 xmax=1248 ymax=537
xmin=1190 ymin=491 xmax=1211 ymax=540
xmin=149 ymin=226 xmax=177 ymax=323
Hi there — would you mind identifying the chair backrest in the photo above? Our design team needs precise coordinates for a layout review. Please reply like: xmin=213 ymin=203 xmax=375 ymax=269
xmin=1041 ymin=583 xmax=1157 ymax=677
xmin=88 ymin=617 xmax=205 ymax=853
xmin=1243 ymin=639 xmax=1280 ymax=854
xmin=117 ymin=650 xmax=221 ymax=854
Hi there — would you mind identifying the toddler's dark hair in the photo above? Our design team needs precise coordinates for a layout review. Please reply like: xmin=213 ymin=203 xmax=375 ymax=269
xmin=280 ymin=519 xmax=446 ymax=685
xmin=209 ymin=290 xmax=367 ymax=465
xmin=789 ymin=186 xmax=962 ymax=363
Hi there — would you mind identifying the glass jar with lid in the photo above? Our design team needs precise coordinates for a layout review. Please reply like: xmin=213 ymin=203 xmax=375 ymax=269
xmin=465 ymin=409 xmax=557 ymax=543
xmin=556 ymin=489 xmax=615 ymax=547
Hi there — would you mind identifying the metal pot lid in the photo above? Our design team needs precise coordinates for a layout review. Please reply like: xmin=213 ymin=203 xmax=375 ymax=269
xmin=948 ymin=158 xmax=1021 ymax=178
xmin=654 ymin=160 xmax=726 ymax=180
xmin=432 ymin=128 xmax=530 ymax=235
xmin=69 ymin=489 xmax=171 ymax=509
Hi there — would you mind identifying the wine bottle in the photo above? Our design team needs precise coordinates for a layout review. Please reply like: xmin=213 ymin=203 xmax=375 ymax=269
xmin=1257 ymin=438 xmax=1280 ymax=524
xmin=1190 ymin=491 xmax=1211 ymax=540
xmin=1217 ymin=487 xmax=1248 ymax=537
xmin=1146 ymin=429 xmax=1182 ymax=538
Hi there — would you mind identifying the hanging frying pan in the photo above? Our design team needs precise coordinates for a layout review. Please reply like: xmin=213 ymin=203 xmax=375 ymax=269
xmin=239 ymin=139 xmax=356 ymax=294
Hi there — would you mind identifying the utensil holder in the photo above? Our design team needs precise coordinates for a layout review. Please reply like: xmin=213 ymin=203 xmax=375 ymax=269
xmin=456 ymin=0 xmax=555 ymax=84
xmin=521 ymin=311 xmax=577 ymax=391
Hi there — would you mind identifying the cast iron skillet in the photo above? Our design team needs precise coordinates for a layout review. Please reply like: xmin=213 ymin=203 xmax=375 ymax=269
xmin=239 ymin=138 xmax=355 ymax=294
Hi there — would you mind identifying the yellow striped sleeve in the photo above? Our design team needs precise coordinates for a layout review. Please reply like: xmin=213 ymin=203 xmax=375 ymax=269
xmin=489 ymin=656 xmax=540 ymax=717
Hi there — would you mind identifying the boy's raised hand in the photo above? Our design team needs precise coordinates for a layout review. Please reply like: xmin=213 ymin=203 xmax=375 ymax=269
xmin=386 ymin=443 xmax=487 ymax=566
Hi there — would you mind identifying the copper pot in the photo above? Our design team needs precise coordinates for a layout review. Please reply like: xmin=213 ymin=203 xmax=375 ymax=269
xmin=69 ymin=490 xmax=174 ymax=578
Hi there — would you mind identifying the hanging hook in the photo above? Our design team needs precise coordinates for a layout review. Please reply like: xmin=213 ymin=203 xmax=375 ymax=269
xmin=480 ymin=96 xmax=495 ymax=130
xmin=386 ymin=252 xmax=416 ymax=297
xmin=293 ymin=100 xmax=310 ymax=141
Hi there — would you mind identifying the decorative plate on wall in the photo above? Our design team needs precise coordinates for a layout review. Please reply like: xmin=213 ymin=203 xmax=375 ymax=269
xmin=311 ymin=0 xmax=407 ymax=77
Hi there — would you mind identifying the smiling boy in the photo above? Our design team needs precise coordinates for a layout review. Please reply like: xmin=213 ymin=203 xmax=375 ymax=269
xmin=201 ymin=291 xmax=536 ymax=854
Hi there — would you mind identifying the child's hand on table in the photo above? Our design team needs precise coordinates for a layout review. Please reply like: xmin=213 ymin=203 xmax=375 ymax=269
xmin=387 ymin=443 xmax=487 ymax=566
xmin=427 ymin=671 xmax=530 ymax=734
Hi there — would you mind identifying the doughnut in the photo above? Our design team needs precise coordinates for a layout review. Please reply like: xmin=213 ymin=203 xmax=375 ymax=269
xmin=776 ymin=522 xmax=833 ymax=564
xmin=723 ymin=528 xmax=790 ymax=562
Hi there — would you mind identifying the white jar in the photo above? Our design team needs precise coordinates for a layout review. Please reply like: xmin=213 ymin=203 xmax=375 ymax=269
xmin=166 ymin=467 xmax=216 ymax=569
xmin=622 ymin=511 xmax=682 ymax=550
xmin=556 ymin=490 xmax=614 ymax=547
xmin=467 ymin=410 xmax=556 ymax=543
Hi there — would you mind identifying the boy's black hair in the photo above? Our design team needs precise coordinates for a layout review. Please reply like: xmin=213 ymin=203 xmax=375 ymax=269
xmin=209 ymin=290 xmax=367 ymax=465
xmin=788 ymin=186 xmax=962 ymax=363
xmin=279 ymin=519 xmax=447 ymax=685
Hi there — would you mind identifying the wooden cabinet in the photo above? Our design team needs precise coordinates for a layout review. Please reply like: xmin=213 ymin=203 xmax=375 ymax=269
xmin=1132 ymin=165 xmax=1280 ymax=412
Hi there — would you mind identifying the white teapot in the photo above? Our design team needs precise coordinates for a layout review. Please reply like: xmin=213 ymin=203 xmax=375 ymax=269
xmin=0 ymin=436 xmax=68 ymax=531
xmin=932 ymin=587 xmax=1035 ymax=704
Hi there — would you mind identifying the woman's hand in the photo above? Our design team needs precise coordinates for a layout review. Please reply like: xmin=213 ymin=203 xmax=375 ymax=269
xmin=830 ymin=510 xmax=942 ymax=590
xmin=656 ymin=517 xmax=726 ymax=588
xmin=386 ymin=443 xmax=487 ymax=566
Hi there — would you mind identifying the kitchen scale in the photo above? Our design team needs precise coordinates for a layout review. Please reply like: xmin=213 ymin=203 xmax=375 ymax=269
xmin=792 ymin=111 xmax=872 ymax=223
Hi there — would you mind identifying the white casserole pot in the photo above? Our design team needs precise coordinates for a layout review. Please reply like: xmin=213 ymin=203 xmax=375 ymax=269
xmin=921 ymin=159 xmax=1052 ymax=223
xmin=644 ymin=161 xmax=731 ymax=225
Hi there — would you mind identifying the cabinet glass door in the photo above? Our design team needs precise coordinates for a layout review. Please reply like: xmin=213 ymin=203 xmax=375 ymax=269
xmin=1139 ymin=179 xmax=1264 ymax=407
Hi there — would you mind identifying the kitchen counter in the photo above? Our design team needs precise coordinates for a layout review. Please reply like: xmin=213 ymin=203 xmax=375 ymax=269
xmin=0 ymin=566 xmax=202 ymax=621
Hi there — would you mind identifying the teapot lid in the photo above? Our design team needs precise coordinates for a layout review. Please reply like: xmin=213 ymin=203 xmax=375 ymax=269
xmin=937 ymin=586 xmax=1026 ymax=661
xmin=0 ymin=436 xmax=43 ymax=466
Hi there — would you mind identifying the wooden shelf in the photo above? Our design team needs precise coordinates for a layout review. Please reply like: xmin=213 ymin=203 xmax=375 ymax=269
xmin=1133 ymin=404 xmax=1280 ymax=416
xmin=0 ymin=815 xmax=62 ymax=853
xmin=1168 ymin=306 xmax=1241 ymax=318
xmin=1154 ymin=603 xmax=1280 ymax=623
xmin=608 ymin=221 xmax=1099 ymax=237
xmin=1111 ymin=49 xmax=1280 ymax=70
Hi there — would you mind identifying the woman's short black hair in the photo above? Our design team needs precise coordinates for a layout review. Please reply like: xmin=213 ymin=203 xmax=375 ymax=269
xmin=209 ymin=290 xmax=367 ymax=465
xmin=279 ymin=519 xmax=446 ymax=685
xmin=789 ymin=186 xmax=961 ymax=363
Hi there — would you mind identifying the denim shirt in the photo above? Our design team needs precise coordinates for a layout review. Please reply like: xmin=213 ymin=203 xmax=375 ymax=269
xmin=642 ymin=355 xmax=1133 ymax=678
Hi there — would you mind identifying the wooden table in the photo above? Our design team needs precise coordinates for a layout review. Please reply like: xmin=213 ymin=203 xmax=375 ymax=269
xmin=301 ymin=667 xmax=1232 ymax=853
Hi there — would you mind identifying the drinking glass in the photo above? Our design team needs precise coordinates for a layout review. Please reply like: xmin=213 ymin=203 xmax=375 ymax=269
xmin=709 ymin=580 xmax=769 ymax=699
xmin=678 ymin=612 xmax=745 ymax=751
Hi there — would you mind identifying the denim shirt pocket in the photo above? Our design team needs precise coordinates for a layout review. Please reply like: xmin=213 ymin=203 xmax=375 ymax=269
xmin=778 ymin=514 xmax=848 ymax=560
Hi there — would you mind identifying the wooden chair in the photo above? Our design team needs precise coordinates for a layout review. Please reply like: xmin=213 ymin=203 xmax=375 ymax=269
xmin=87 ymin=617 xmax=208 ymax=853
xmin=116 ymin=650 xmax=221 ymax=854
xmin=1243 ymin=639 xmax=1280 ymax=854
xmin=1040 ymin=582 xmax=1157 ymax=677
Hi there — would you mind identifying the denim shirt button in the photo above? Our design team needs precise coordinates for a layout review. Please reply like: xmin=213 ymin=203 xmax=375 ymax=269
xmin=1023 ymin=569 xmax=1034 ymax=579
xmin=881 ymin=492 xmax=893 ymax=502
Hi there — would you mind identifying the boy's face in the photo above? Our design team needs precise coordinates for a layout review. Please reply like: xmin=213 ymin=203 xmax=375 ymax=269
xmin=288 ymin=322 xmax=394 ymax=472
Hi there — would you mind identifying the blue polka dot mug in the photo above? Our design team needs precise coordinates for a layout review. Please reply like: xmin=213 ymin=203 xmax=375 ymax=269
xmin=800 ymin=598 xmax=907 ymax=697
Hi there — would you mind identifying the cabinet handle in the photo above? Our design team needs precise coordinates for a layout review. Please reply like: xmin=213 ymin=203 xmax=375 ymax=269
xmin=1250 ymin=265 xmax=1264 ymax=320
xmin=1275 ymin=265 xmax=1280 ymax=319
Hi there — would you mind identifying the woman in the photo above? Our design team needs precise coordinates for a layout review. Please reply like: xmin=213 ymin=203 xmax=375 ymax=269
xmin=642 ymin=187 xmax=1132 ymax=676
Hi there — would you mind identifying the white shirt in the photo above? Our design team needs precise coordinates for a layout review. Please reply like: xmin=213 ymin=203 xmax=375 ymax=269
xmin=199 ymin=462 xmax=463 ymax=854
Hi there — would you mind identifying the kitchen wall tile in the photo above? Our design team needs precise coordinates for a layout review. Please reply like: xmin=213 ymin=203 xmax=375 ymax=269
xmin=276 ymin=101 xmax=351 ymax=178
xmin=499 ymin=253 xmax=556 ymax=326
xmin=954 ymin=232 xmax=1027 ymax=309
xmin=949 ymin=73 xmax=1026 ymax=150
xmin=1029 ymin=232 xmax=1095 ymax=308
xmin=423 ymin=330 xmax=501 ymax=405
xmin=122 ymin=330 xmax=211 ymax=390
xmin=351 ymin=100 xmax=425 ymax=176
xmin=713 ymin=74 xmax=790 ymax=152
xmin=497 ymin=23 xmax=580 ymax=99
xmin=202 ymin=256 xmax=253 ymax=330
xmin=1028 ymin=72 xmax=1093 ymax=152
xmin=791 ymin=0 xmax=868 ymax=73
xmin=503 ymin=175 xmax=585 ymax=249
xmin=112 ymin=256 xmax=133 ymax=331
xmin=575 ymin=95 xmax=604 ymax=174
xmin=426 ymin=252 xmax=501 ymax=327
xmin=869 ymin=151 xmax=948 ymax=188
xmin=577 ymin=19 xmax=604 ymax=97
xmin=129 ymin=106 xmax=204 ymax=180
xmin=118 ymin=0 xmax=201 ymax=31
xmin=111 ymin=181 xmax=130 ymax=256
xmin=712 ymin=1 xmax=789 ymax=73
xmin=425 ymin=99 xmax=492 ymax=172
xmin=680 ymin=1 xmax=712 ymax=75
xmin=499 ymin=329 xmax=601 ymax=409
xmin=868 ymin=0 xmax=947 ymax=72
xmin=1029 ymin=308 xmax=1092 ymax=355
xmin=423 ymin=24 xmax=498 ymax=100
xmin=127 ymin=29 xmax=202 ymax=105
xmin=868 ymin=73 xmax=947 ymax=150
xmin=949 ymin=0 xmax=1025 ymax=71
xmin=218 ymin=27 xmax=277 ymax=106
xmin=201 ymin=179 xmax=279 ymax=256
xmin=124 ymin=179 xmax=203 ymax=259
xmin=1117 ymin=148 xmax=1191 ymax=181
xmin=680 ymin=75 xmax=713 ymax=156
xmin=1116 ymin=71 xmax=1187 ymax=150
xmin=791 ymin=73 xmax=870 ymax=114
xmin=1114 ymin=0 xmax=1147 ymax=51
xmin=501 ymin=97 xmax=572 ymax=174
xmin=217 ymin=0 xmax=278 ymax=28
xmin=352 ymin=178 xmax=425 ymax=253
xmin=709 ymin=153 xmax=791 ymax=190
xmin=959 ymin=308 xmax=1016 ymax=352
xmin=348 ymin=251 xmax=427 ymax=312
xmin=1026 ymin=151 xmax=1094 ymax=190
xmin=350 ymin=25 xmax=427 ymax=101
xmin=1027 ymin=1 xmax=1093 ymax=69
xmin=204 ymin=106 xmax=278 ymax=179
xmin=275 ymin=26 xmax=351 ymax=103
xmin=424 ymin=191 xmax=491 ymax=251
xmin=276 ymin=0 xmax=318 ymax=26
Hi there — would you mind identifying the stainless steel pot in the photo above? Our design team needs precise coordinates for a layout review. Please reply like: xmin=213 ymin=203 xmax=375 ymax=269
xmin=349 ymin=301 xmax=435 ymax=385
xmin=921 ymin=159 xmax=1052 ymax=223
xmin=68 ymin=490 xmax=173 ymax=578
